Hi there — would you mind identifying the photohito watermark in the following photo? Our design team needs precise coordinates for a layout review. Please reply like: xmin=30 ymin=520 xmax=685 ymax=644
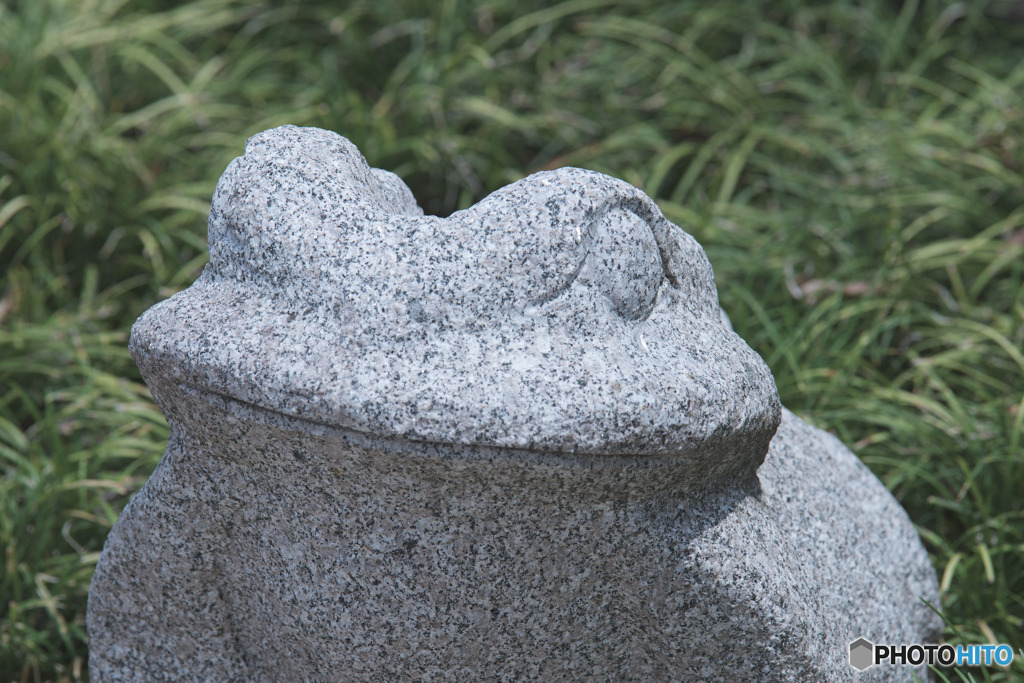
xmin=849 ymin=637 xmax=1017 ymax=671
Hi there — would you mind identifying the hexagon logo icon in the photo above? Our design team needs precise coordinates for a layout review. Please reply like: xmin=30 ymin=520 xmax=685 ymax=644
xmin=849 ymin=637 xmax=874 ymax=671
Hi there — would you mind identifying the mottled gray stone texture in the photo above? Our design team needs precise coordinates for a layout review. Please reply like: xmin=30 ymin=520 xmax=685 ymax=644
xmin=88 ymin=126 xmax=941 ymax=681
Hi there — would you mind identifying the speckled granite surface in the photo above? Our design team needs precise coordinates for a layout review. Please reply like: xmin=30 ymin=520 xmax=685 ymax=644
xmin=87 ymin=126 xmax=941 ymax=681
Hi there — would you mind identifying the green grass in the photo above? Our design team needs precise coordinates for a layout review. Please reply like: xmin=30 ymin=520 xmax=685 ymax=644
xmin=2 ymin=0 xmax=1023 ymax=680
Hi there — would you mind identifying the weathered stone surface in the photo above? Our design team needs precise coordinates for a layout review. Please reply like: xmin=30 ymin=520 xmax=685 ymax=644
xmin=88 ymin=126 xmax=941 ymax=681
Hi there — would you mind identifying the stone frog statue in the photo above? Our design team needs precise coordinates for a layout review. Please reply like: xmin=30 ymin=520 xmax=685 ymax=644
xmin=88 ymin=126 xmax=941 ymax=682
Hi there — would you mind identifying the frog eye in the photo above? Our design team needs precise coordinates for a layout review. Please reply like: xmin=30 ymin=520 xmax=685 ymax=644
xmin=584 ymin=207 xmax=663 ymax=321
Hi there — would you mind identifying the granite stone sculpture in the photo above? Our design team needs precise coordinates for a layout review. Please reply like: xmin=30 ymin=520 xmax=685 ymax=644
xmin=88 ymin=125 xmax=942 ymax=681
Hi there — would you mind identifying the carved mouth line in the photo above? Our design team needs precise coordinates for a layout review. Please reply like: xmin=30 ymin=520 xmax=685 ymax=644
xmin=180 ymin=382 xmax=714 ymax=468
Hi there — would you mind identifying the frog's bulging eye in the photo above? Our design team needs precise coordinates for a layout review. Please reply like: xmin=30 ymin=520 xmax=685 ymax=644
xmin=586 ymin=207 xmax=663 ymax=321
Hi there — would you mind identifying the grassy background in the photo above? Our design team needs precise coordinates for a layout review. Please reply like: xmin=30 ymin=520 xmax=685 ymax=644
xmin=2 ymin=0 xmax=1022 ymax=680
